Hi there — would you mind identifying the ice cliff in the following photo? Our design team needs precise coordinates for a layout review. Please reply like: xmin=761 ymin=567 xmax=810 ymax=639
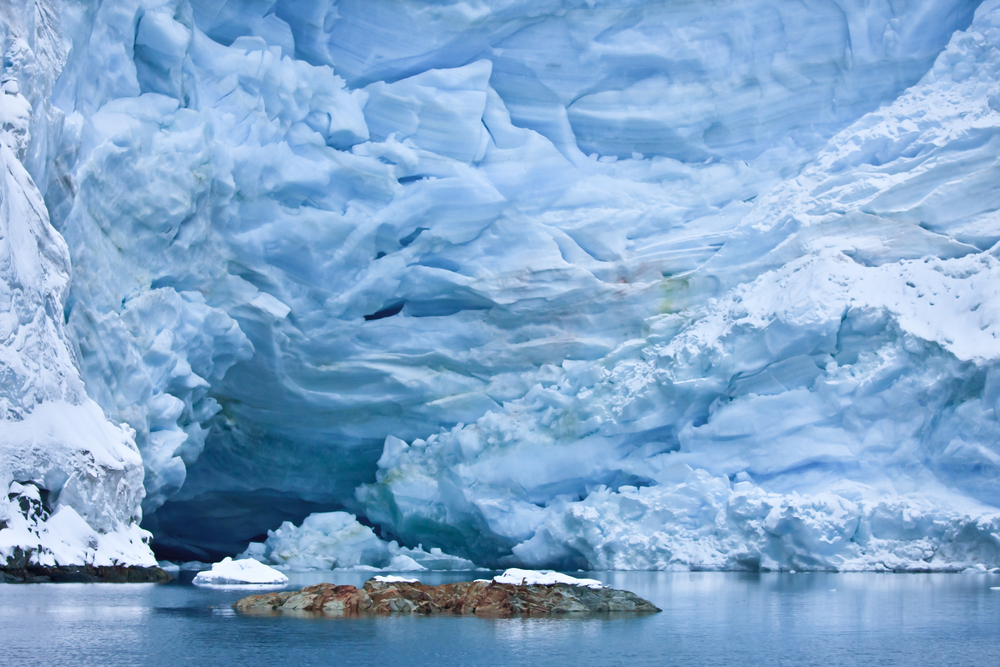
xmin=0 ymin=1 xmax=154 ymax=569
xmin=3 ymin=0 xmax=1000 ymax=571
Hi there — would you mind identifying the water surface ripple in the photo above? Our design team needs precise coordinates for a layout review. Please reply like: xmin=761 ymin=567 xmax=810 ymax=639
xmin=2 ymin=572 xmax=998 ymax=666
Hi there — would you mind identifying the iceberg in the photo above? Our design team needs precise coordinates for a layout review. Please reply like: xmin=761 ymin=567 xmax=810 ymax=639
xmin=191 ymin=556 xmax=288 ymax=586
xmin=3 ymin=0 xmax=1000 ymax=572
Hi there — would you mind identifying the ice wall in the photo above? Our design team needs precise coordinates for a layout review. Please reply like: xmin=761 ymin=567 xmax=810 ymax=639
xmin=17 ymin=0 xmax=1000 ymax=568
xmin=357 ymin=1 xmax=1000 ymax=570
xmin=0 ymin=3 xmax=154 ymax=569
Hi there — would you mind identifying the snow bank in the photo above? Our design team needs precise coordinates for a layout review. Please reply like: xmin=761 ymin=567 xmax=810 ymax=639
xmin=191 ymin=557 xmax=288 ymax=586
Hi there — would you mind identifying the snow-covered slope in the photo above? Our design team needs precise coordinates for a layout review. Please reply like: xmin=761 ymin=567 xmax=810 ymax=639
xmin=0 ymin=3 xmax=154 ymax=569
xmin=5 ymin=0 xmax=1000 ymax=570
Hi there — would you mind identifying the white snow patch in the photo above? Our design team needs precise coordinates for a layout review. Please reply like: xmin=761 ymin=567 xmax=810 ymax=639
xmin=373 ymin=575 xmax=419 ymax=583
xmin=494 ymin=568 xmax=604 ymax=589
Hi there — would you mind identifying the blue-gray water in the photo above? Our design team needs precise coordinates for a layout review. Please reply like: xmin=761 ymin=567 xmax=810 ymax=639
xmin=2 ymin=571 xmax=1000 ymax=666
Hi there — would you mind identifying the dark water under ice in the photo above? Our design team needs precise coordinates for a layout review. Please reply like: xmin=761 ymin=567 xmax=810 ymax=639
xmin=2 ymin=571 xmax=1000 ymax=666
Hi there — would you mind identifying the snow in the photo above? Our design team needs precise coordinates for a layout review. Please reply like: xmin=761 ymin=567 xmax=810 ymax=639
xmin=5 ymin=0 xmax=1000 ymax=573
xmin=373 ymin=575 xmax=419 ymax=584
xmin=191 ymin=557 xmax=288 ymax=586
xmin=494 ymin=568 xmax=603 ymax=589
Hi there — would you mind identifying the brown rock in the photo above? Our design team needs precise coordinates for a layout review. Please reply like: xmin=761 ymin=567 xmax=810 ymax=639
xmin=233 ymin=578 xmax=660 ymax=617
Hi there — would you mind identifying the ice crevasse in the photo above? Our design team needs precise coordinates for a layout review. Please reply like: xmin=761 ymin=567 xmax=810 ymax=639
xmin=2 ymin=0 xmax=1000 ymax=571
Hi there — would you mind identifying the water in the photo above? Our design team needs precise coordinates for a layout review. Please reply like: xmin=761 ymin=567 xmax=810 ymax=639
xmin=2 ymin=571 xmax=1000 ymax=666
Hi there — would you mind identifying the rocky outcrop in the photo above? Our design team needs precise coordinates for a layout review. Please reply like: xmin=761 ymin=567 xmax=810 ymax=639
xmin=0 ymin=563 xmax=171 ymax=583
xmin=233 ymin=578 xmax=660 ymax=616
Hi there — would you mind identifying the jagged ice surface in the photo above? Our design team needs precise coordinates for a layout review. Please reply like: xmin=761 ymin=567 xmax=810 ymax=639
xmin=4 ymin=0 xmax=1000 ymax=570
xmin=0 ymin=2 xmax=154 ymax=569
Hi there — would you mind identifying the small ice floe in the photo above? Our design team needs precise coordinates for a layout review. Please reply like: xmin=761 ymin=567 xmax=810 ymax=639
xmin=493 ymin=568 xmax=604 ymax=589
xmin=961 ymin=564 xmax=1000 ymax=574
xmin=373 ymin=575 xmax=419 ymax=583
xmin=192 ymin=557 xmax=289 ymax=587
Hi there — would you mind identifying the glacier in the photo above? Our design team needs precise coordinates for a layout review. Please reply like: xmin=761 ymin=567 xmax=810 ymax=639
xmin=0 ymin=0 xmax=155 ymax=570
xmin=3 ymin=0 xmax=1000 ymax=572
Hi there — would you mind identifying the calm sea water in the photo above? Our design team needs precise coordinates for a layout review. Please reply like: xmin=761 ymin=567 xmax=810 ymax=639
xmin=2 ymin=571 xmax=999 ymax=666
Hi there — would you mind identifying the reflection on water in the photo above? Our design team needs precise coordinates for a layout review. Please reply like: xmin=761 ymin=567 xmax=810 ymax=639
xmin=2 ymin=572 xmax=1000 ymax=666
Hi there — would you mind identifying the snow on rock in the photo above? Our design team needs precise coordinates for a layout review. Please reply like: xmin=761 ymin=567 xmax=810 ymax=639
xmin=0 ymin=5 xmax=154 ymax=570
xmin=493 ymin=568 xmax=603 ymax=589
xmin=191 ymin=556 xmax=288 ymax=586
xmin=237 ymin=511 xmax=475 ymax=571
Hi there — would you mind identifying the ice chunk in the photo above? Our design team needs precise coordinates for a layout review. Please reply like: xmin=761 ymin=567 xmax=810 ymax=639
xmin=494 ymin=568 xmax=603 ymax=589
xmin=237 ymin=511 xmax=476 ymax=571
xmin=363 ymin=60 xmax=492 ymax=163
xmin=191 ymin=557 xmax=289 ymax=586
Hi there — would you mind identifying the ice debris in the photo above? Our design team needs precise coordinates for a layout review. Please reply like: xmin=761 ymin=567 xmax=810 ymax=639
xmin=237 ymin=511 xmax=475 ymax=571
xmin=191 ymin=557 xmax=288 ymax=586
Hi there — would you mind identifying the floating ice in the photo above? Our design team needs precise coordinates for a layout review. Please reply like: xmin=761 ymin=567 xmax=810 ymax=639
xmin=191 ymin=557 xmax=288 ymax=586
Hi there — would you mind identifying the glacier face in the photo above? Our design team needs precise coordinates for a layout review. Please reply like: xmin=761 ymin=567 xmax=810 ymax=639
xmin=5 ymin=0 xmax=1000 ymax=569
xmin=0 ymin=2 xmax=154 ymax=569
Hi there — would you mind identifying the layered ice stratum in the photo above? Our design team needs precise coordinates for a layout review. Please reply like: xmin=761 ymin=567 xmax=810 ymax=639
xmin=3 ymin=0 xmax=1000 ymax=571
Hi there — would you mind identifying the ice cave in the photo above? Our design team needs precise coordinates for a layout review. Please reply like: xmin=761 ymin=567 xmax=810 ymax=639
xmin=3 ymin=0 xmax=1000 ymax=575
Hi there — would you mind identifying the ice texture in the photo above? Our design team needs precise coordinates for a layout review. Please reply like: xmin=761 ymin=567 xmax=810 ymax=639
xmin=0 ymin=3 xmax=154 ymax=569
xmin=191 ymin=556 xmax=288 ymax=586
xmin=237 ymin=511 xmax=475 ymax=571
xmin=5 ymin=0 xmax=1000 ymax=571
xmin=357 ymin=1 xmax=1000 ymax=571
